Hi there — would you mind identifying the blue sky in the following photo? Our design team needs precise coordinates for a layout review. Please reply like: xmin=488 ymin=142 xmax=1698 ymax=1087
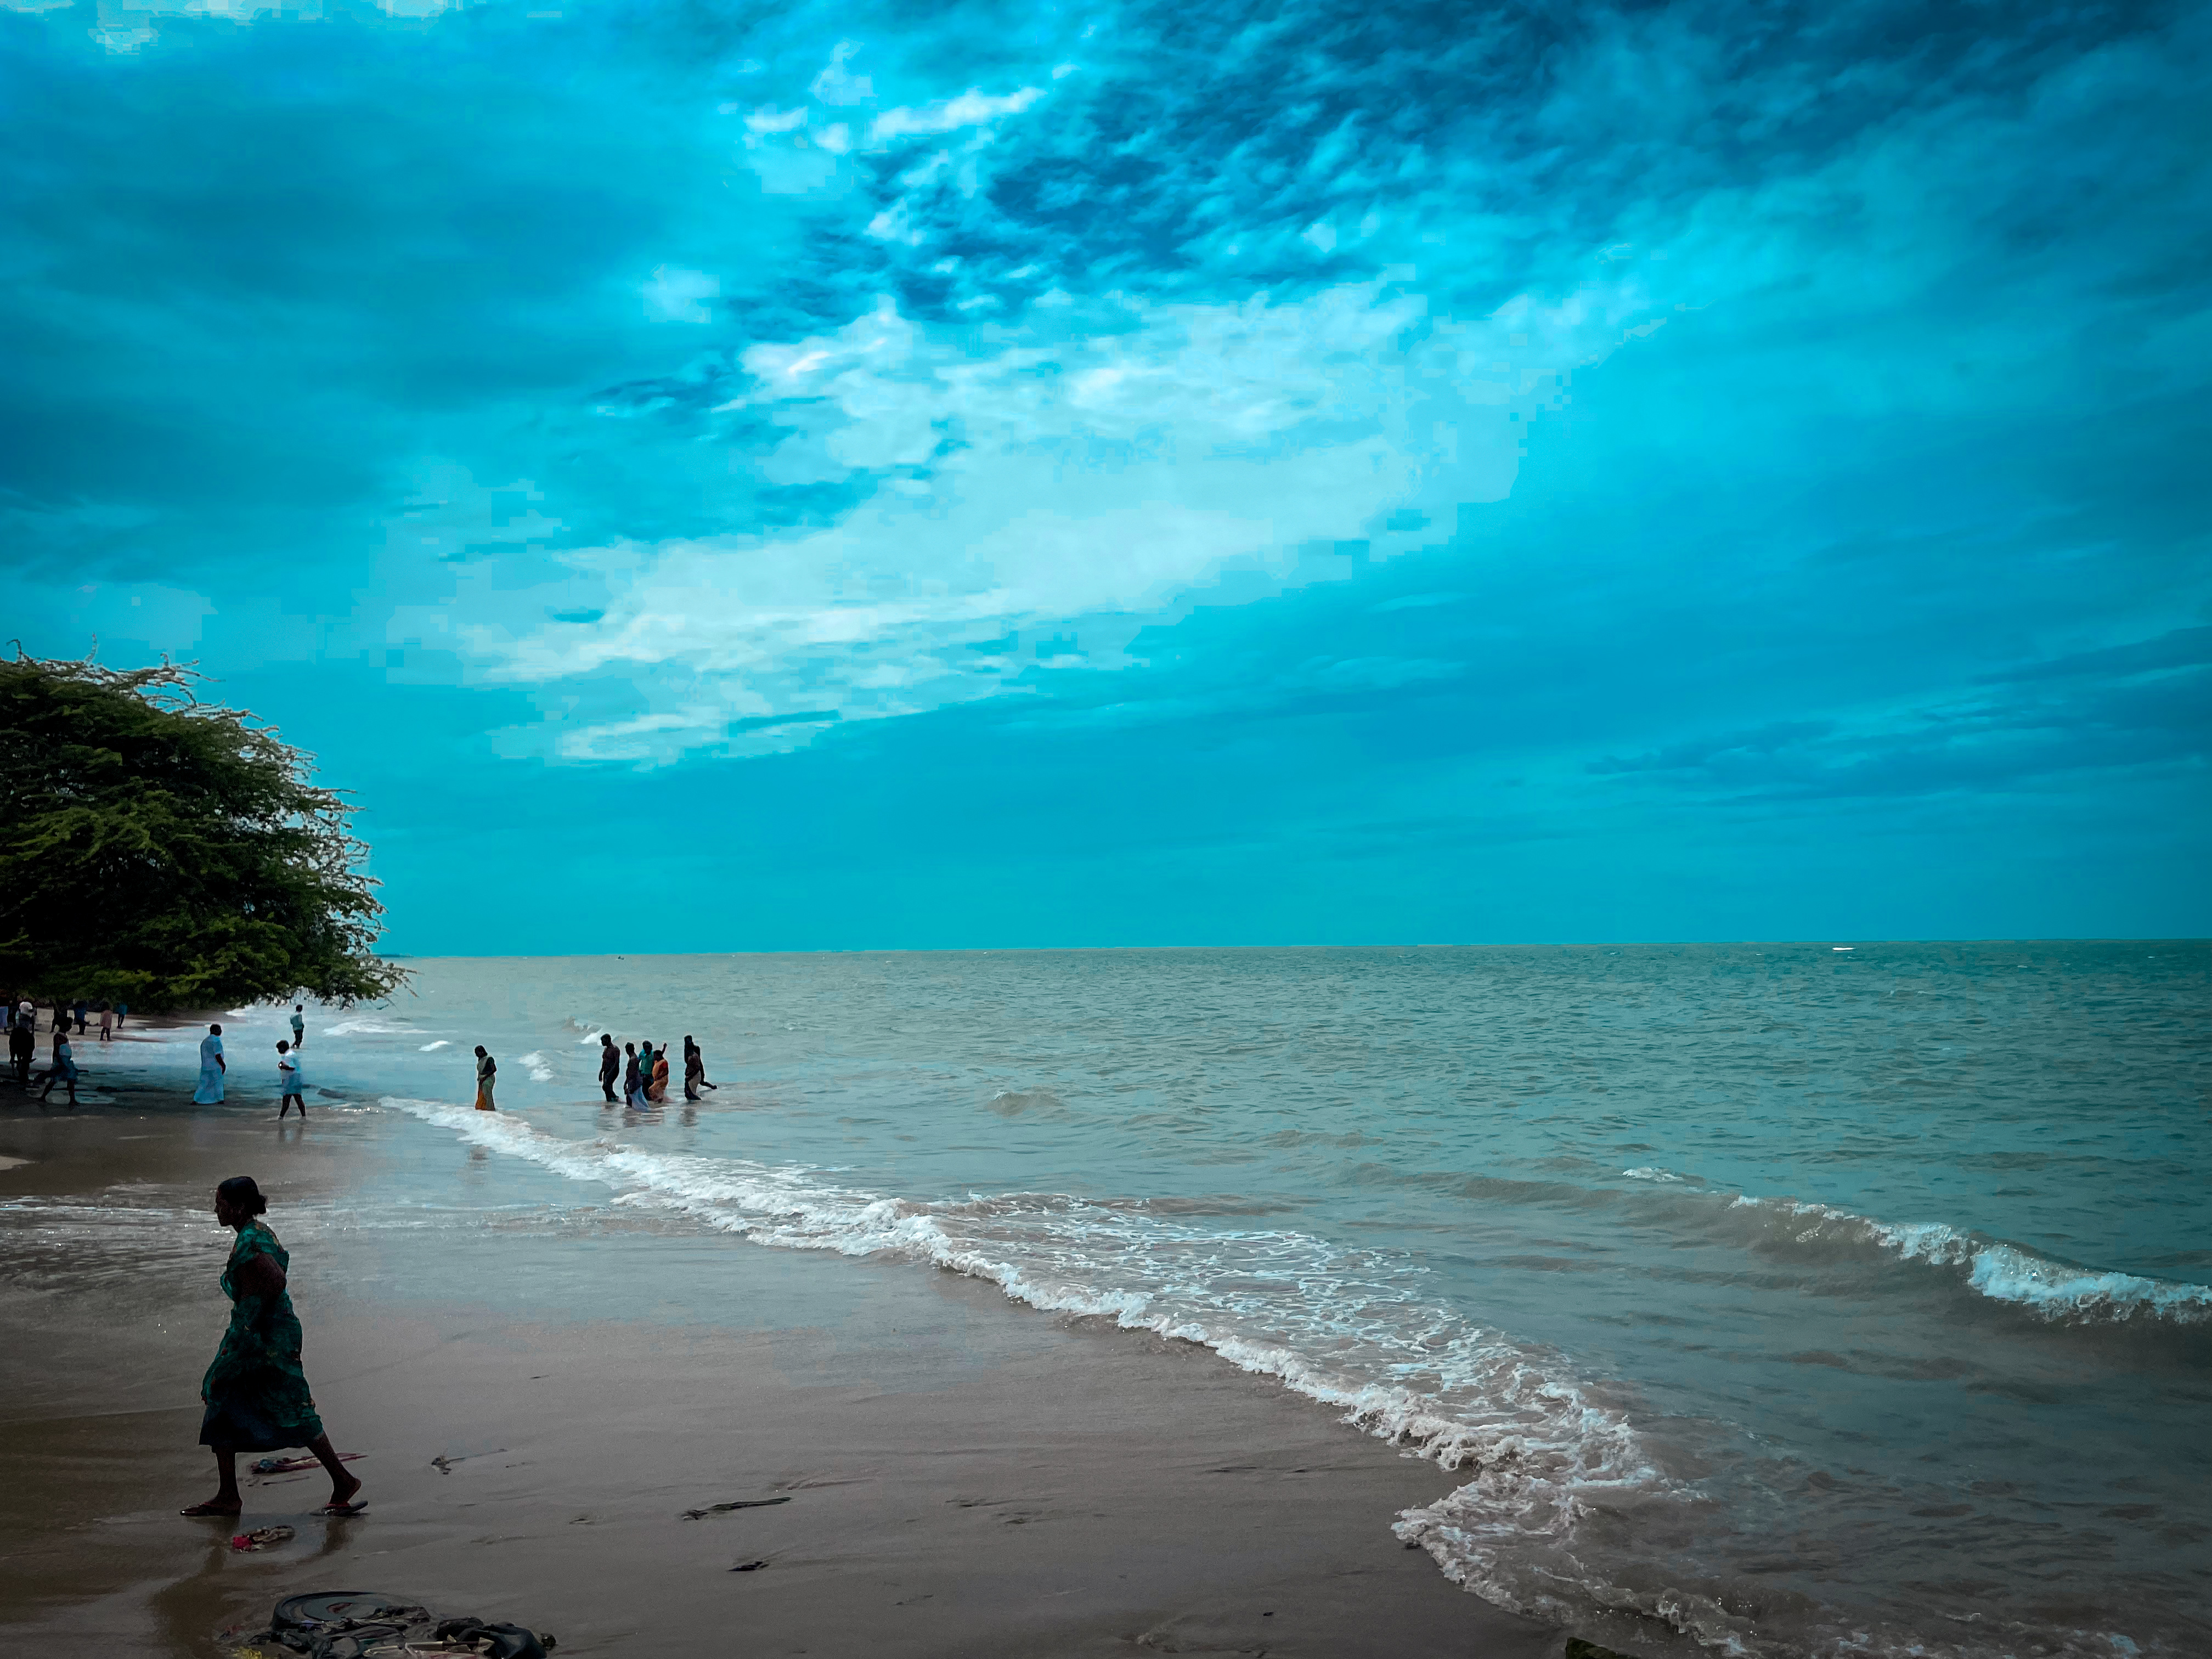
xmin=5 ymin=0 xmax=2207 ymax=952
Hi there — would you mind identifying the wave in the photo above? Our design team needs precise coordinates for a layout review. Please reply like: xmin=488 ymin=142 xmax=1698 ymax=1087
xmin=1729 ymin=1197 xmax=2212 ymax=1325
xmin=379 ymin=1094 xmax=1669 ymax=1590
xmin=323 ymin=1019 xmax=418 ymax=1036
xmin=1622 ymin=1172 xmax=2211 ymax=1328
xmin=419 ymin=1040 xmax=451 ymax=1052
xmin=516 ymin=1051 xmax=556 ymax=1084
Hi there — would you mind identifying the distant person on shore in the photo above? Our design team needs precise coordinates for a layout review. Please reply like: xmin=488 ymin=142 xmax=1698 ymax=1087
xmin=73 ymin=998 xmax=89 ymax=1034
xmin=290 ymin=1006 xmax=307 ymax=1049
xmin=115 ymin=1001 xmax=128 ymax=1030
xmin=38 ymin=1029 xmax=78 ymax=1104
xmin=277 ymin=1041 xmax=306 ymax=1119
xmin=473 ymin=1045 xmax=496 ymax=1111
xmin=193 ymin=1024 xmax=227 ymax=1104
xmin=9 ymin=1012 xmax=32 ymax=1084
xmin=181 ymin=1176 xmax=363 ymax=1520
xmin=682 ymin=1037 xmax=716 ymax=1101
xmin=598 ymin=1034 xmax=619 ymax=1103
xmin=98 ymin=1004 xmax=113 ymax=1042
xmin=647 ymin=1042 xmax=670 ymax=1102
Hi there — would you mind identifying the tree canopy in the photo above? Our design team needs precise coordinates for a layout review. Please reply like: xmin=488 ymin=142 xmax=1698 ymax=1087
xmin=0 ymin=651 xmax=406 ymax=1010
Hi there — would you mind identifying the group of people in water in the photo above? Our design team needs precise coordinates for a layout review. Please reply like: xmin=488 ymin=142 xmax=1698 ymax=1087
xmin=190 ymin=1006 xmax=313 ymax=1116
xmin=594 ymin=1032 xmax=716 ymax=1108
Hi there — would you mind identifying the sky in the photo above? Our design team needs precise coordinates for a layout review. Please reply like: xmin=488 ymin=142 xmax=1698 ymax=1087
xmin=4 ymin=0 xmax=2208 ymax=954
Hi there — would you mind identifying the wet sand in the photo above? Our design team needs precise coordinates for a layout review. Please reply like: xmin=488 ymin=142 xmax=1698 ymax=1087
xmin=0 ymin=1098 xmax=1575 ymax=1659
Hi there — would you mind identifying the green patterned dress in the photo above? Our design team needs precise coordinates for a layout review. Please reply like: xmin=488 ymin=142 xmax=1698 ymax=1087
xmin=198 ymin=1220 xmax=325 ymax=1452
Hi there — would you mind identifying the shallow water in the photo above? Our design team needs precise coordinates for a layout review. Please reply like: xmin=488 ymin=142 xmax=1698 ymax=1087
xmin=32 ymin=943 xmax=2212 ymax=1658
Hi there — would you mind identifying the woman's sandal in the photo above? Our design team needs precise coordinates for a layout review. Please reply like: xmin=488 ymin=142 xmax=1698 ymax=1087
xmin=313 ymin=1499 xmax=369 ymax=1516
xmin=179 ymin=1501 xmax=242 ymax=1517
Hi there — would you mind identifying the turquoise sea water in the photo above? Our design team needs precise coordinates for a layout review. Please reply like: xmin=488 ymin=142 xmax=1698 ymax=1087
xmin=37 ymin=943 xmax=2212 ymax=1658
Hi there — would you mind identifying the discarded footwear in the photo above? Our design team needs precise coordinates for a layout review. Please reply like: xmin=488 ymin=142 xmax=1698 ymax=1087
xmin=230 ymin=1526 xmax=296 ymax=1552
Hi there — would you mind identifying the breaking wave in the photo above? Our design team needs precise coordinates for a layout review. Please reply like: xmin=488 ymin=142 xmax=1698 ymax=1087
xmin=380 ymin=1093 xmax=1671 ymax=1609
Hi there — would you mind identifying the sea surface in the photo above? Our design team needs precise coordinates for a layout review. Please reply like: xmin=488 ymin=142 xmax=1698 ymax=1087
xmin=16 ymin=943 xmax=2211 ymax=1658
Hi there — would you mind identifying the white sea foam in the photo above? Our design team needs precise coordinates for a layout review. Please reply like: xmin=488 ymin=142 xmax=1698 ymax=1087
xmin=380 ymin=1094 xmax=1672 ymax=1587
xmin=323 ymin=1018 xmax=415 ymax=1036
xmin=1623 ymin=1166 xmax=1692 ymax=1183
xmin=1724 ymin=1195 xmax=2212 ymax=1325
xmin=419 ymin=1040 xmax=452 ymax=1052
xmin=517 ymin=1051 xmax=555 ymax=1083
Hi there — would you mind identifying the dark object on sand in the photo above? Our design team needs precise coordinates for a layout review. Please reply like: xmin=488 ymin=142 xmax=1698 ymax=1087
xmin=681 ymin=1495 xmax=792 ymax=1520
xmin=729 ymin=1560 xmax=770 ymax=1572
xmin=254 ymin=1451 xmax=364 ymax=1475
xmin=1564 ymin=1641 xmax=1634 ymax=1659
xmin=227 ymin=1591 xmax=557 ymax=1658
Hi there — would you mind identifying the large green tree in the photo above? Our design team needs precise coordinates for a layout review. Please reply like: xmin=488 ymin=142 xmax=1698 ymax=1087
xmin=0 ymin=651 xmax=406 ymax=1009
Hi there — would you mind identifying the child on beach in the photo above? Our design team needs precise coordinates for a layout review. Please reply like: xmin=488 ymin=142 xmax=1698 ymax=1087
xmin=99 ymin=1005 xmax=112 ymax=1041
xmin=277 ymin=1041 xmax=306 ymax=1119
xmin=38 ymin=1030 xmax=78 ymax=1105
xmin=290 ymin=1006 xmax=306 ymax=1049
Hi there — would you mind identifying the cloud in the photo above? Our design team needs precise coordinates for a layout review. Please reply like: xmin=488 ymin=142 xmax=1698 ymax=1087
xmin=642 ymin=266 xmax=720 ymax=324
xmin=465 ymin=274 xmax=1656 ymax=763
xmin=1585 ymin=639 xmax=2211 ymax=801
xmin=871 ymin=84 xmax=1047 ymax=142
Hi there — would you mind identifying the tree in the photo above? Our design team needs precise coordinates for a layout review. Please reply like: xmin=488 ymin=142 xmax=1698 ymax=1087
xmin=0 ymin=650 xmax=407 ymax=1010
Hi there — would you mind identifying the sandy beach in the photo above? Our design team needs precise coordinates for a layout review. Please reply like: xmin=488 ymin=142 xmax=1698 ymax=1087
xmin=0 ymin=1094 xmax=1568 ymax=1659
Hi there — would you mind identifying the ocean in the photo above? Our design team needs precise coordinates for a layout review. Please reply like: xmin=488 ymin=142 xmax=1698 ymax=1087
xmin=22 ymin=942 xmax=2209 ymax=1658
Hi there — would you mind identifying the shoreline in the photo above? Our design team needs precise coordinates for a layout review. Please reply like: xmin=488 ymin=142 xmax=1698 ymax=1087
xmin=0 ymin=1097 xmax=1579 ymax=1658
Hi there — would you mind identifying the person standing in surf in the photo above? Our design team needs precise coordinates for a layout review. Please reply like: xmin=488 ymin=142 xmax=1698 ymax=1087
xmin=289 ymin=1005 xmax=307 ymax=1050
xmin=647 ymin=1042 xmax=670 ymax=1103
xmin=598 ymin=1034 xmax=619 ymax=1103
xmin=276 ymin=1041 xmax=306 ymax=1119
xmin=193 ymin=1024 xmax=226 ymax=1103
xmin=622 ymin=1041 xmax=643 ymax=1107
xmin=473 ymin=1045 xmax=496 ymax=1111
xmin=182 ymin=1176 xmax=363 ymax=1520
xmin=682 ymin=1036 xmax=716 ymax=1101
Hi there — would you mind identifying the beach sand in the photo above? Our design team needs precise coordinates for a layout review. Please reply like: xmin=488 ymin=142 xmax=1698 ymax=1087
xmin=0 ymin=1099 xmax=1572 ymax=1658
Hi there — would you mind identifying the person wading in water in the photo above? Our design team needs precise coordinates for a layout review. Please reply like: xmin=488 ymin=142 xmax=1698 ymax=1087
xmin=181 ymin=1176 xmax=364 ymax=1518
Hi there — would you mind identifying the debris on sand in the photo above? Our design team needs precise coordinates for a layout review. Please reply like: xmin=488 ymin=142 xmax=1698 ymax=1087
xmin=681 ymin=1496 xmax=792 ymax=1520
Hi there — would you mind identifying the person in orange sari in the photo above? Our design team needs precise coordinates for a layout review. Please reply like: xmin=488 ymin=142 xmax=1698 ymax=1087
xmin=647 ymin=1043 xmax=670 ymax=1102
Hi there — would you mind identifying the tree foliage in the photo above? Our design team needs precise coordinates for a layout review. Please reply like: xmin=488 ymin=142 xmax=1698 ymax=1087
xmin=0 ymin=650 xmax=407 ymax=1010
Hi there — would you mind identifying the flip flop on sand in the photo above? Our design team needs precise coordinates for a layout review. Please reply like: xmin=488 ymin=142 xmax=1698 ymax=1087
xmin=179 ymin=1501 xmax=242 ymax=1517
xmin=313 ymin=1499 xmax=369 ymax=1516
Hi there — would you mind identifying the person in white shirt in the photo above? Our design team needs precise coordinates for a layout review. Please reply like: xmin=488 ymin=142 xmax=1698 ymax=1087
xmin=277 ymin=1041 xmax=306 ymax=1119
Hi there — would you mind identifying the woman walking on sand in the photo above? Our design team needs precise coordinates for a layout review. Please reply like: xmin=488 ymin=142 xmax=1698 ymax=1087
xmin=181 ymin=1176 xmax=363 ymax=1519
xmin=193 ymin=1024 xmax=227 ymax=1103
